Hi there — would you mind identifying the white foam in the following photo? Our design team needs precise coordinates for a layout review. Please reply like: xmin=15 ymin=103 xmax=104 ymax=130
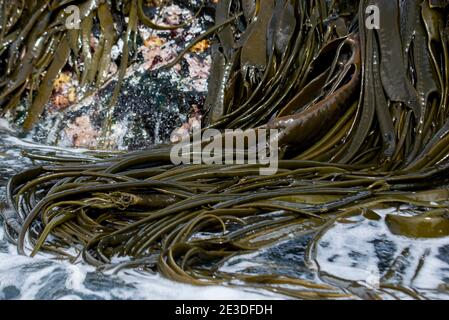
xmin=316 ymin=209 xmax=449 ymax=296
xmin=0 ymin=235 xmax=275 ymax=300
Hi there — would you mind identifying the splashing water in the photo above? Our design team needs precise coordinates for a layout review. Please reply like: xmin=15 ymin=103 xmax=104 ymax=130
xmin=0 ymin=130 xmax=281 ymax=300
xmin=2 ymin=131 xmax=449 ymax=299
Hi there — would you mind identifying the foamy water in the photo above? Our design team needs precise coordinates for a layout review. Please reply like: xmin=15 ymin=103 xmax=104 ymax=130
xmin=315 ymin=208 xmax=449 ymax=299
xmin=0 ymin=131 xmax=278 ymax=300
xmin=1 ymin=131 xmax=449 ymax=299
xmin=0 ymin=233 xmax=273 ymax=300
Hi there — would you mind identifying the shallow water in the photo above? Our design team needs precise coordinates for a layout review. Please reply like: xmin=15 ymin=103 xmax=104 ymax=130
xmin=316 ymin=209 xmax=449 ymax=299
xmin=0 ymin=130 xmax=279 ymax=300
xmin=1 ymin=129 xmax=449 ymax=300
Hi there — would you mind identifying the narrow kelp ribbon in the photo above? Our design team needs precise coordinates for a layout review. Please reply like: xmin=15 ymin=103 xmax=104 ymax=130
xmin=3 ymin=0 xmax=449 ymax=299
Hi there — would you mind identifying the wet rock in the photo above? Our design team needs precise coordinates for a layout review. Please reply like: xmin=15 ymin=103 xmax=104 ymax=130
xmin=18 ymin=1 xmax=214 ymax=151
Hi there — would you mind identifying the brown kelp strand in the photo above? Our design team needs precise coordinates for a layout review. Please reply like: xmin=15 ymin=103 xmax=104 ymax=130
xmin=3 ymin=0 xmax=449 ymax=299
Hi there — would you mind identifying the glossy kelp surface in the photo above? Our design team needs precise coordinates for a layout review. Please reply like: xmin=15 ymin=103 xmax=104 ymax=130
xmin=2 ymin=0 xmax=449 ymax=299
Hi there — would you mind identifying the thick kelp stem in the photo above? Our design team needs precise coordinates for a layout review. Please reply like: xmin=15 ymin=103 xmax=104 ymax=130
xmin=3 ymin=0 xmax=449 ymax=299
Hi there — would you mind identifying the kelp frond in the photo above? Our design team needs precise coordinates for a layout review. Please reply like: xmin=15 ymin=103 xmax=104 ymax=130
xmin=3 ymin=0 xmax=449 ymax=299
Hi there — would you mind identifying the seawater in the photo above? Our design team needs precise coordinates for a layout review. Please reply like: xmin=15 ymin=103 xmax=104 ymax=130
xmin=1 ymin=127 xmax=449 ymax=300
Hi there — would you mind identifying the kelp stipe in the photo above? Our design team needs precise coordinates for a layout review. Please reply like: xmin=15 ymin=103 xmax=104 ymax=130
xmin=3 ymin=0 xmax=449 ymax=299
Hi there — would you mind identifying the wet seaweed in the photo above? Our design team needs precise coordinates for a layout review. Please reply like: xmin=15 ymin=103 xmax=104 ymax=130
xmin=3 ymin=0 xmax=449 ymax=299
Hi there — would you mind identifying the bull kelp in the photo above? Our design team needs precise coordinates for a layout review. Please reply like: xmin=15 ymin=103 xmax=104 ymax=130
xmin=2 ymin=0 xmax=449 ymax=299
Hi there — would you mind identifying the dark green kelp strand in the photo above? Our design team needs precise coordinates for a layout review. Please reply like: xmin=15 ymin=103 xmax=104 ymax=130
xmin=4 ymin=0 xmax=449 ymax=300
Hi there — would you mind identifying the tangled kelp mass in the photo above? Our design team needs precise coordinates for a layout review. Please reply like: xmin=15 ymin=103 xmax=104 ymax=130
xmin=2 ymin=0 xmax=449 ymax=299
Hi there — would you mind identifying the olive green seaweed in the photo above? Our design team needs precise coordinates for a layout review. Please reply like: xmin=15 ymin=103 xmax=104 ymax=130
xmin=2 ymin=0 xmax=449 ymax=300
